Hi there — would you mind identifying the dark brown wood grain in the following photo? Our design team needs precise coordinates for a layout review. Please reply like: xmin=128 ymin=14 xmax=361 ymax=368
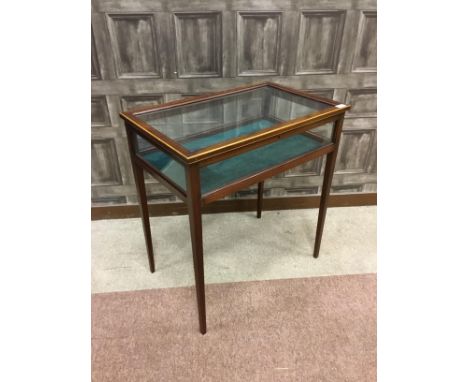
xmin=185 ymin=164 xmax=207 ymax=334
xmin=313 ymin=117 xmax=345 ymax=258
xmin=125 ymin=124 xmax=156 ymax=272
xmin=257 ymin=181 xmax=264 ymax=219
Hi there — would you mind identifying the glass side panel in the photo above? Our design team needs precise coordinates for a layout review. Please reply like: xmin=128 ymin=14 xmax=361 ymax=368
xmin=137 ymin=86 xmax=331 ymax=153
xmin=135 ymin=135 xmax=186 ymax=191
xmin=139 ymin=123 xmax=334 ymax=195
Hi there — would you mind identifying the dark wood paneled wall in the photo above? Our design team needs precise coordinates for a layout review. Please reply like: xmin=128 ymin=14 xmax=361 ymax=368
xmin=91 ymin=0 xmax=377 ymax=207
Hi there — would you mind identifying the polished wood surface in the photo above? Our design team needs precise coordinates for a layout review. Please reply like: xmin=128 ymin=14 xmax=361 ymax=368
xmin=313 ymin=117 xmax=344 ymax=258
xmin=257 ymin=182 xmax=264 ymax=219
xmin=185 ymin=165 xmax=207 ymax=334
xmin=125 ymin=124 xmax=156 ymax=273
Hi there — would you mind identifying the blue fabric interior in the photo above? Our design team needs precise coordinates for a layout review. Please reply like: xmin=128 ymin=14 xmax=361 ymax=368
xmin=141 ymin=119 xmax=324 ymax=195
xmin=182 ymin=119 xmax=275 ymax=152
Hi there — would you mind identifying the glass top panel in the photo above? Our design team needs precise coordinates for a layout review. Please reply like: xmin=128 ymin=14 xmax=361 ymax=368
xmin=137 ymin=85 xmax=331 ymax=153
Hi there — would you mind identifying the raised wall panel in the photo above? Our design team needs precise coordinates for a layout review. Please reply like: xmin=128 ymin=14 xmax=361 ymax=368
xmin=234 ymin=187 xmax=269 ymax=199
xmin=147 ymin=193 xmax=178 ymax=202
xmin=284 ymin=158 xmax=323 ymax=177
xmin=237 ymin=12 xmax=281 ymax=75
xmin=284 ymin=186 xmax=319 ymax=196
xmin=236 ymin=92 xmax=264 ymax=120
xmin=91 ymin=195 xmax=127 ymax=205
xmin=182 ymin=102 xmax=224 ymax=124
xmin=180 ymin=95 xmax=224 ymax=124
xmin=271 ymin=174 xmax=320 ymax=195
xmin=107 ymin=14 xmax=160 ymax=78
xmin=367 ymin=133 xmax=377 ymax=173
xmin=346 ymin=88 xmax=377 ymax=117
xmin=92 ymin=96 xmax=111 ymax=127
xmin=343 ymin=117 xmax=376 ymax=131
xmin=92 ymin=183 xmax=132 ymax=202
xmin=296 ymin=11 xmax=345 ymax=74
xmin=305 ymin=89 xmax=335 ymax=100
xmin=331 ymin=184 xmax=364 ymax=193
xmin=120 ymin=95 xmax=164 ymax=111
xmin=335 ymin=130 xmax=373 ymax=173
xmin=363 ymin=183 xmax=377 ymax=192
xmin=282 ymin=187 xmax=318 ymax=196
xmin=91 ymin=29 xmax=100 ymax=80
xmin=352 ymin=11 xmax=377 ymax=72
xmin=145 ymin=182 xmax=178 ymax=202
xmin=174 ymin=12 xmax=222 ymax=78
xmin=91 ymin=139 xmax=123 ymax=186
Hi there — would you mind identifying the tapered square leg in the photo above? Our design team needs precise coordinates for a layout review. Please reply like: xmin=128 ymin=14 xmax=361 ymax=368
xmin=314 ymin=152 xmax=336 ymax=258
xmin=125 ymin=124 xmax=155 ymax=273
xmin=313 ymin=117 xmax=344 ymax=259
xmin=186 ymin=165 xmax=207 ymax=334
xmin=257 ymin=181 xmax=264 ymax=219
xmin=133 ymin=165 xmax=156 ymax=272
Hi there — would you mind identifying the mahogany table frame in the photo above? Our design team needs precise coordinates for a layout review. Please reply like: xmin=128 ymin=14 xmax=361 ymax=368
xmin=120 ymin=82 xmax=351 ymax=334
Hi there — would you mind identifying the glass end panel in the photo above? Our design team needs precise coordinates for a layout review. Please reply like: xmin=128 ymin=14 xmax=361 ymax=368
xmin=200 ymin=123 xmax=334 ymax=195
xmin=135 ymin=135 xmax=186 ymax=191
xmin=306 ymin=122 xmax=334 ymax=143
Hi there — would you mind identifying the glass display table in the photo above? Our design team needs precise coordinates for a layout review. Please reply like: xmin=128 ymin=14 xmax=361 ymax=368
xmin=120 ymin=82 xmax=351 ymax=334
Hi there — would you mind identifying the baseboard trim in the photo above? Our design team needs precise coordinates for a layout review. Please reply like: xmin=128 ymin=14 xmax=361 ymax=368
xmin=91 ymin=193 xmax=376 ymax=221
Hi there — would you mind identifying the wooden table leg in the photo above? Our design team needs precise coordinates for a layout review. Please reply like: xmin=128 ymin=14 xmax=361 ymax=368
xmin=186 ymin=165 xmax=207 ymax=334
xmin=257 ymin=181 xmax=264 ymax=219
xmin=313 ymin=117 xmax=344 ymax=258
xmin=125 ymin=124 xmax=155 ymax=273
xmin=133 ymin=164 xmax=156 ymax=272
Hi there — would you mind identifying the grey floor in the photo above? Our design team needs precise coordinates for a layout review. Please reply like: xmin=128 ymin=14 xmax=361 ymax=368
xmin=92 ymin=206 xmax=376 ymax=294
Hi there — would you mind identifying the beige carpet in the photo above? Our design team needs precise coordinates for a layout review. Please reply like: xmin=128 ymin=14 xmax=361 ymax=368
xmin=92 ymin=207 xmax=377 ymax=293
xmin=92 ymin=273 xmax=376 ymax=381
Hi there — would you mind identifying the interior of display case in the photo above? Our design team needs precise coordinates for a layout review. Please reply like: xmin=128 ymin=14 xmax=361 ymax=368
xmin=132 ymin=84 xmax=335 ymax=195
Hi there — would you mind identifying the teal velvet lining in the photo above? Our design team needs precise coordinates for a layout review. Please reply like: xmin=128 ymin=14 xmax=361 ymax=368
xmin=199 ymin=134 xmax=321 ymax=194
xmin=182 ymin=119 xmax=275 ymax=152
xmin=142 ymin=150 xmax=187 ymax=190
xmin=141 ymin=119 xmax=324 ymax=195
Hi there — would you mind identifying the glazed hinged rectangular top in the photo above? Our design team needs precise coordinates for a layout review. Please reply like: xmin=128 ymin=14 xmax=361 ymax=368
xmin=120 ymin=82 xmax=350 ymax=163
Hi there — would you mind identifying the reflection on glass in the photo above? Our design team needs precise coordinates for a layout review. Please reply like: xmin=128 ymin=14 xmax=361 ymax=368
xmin=138 ymin=86 xmax=331 ymax=153
xmin=135 ymin=135 xmax=186 ymax=190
